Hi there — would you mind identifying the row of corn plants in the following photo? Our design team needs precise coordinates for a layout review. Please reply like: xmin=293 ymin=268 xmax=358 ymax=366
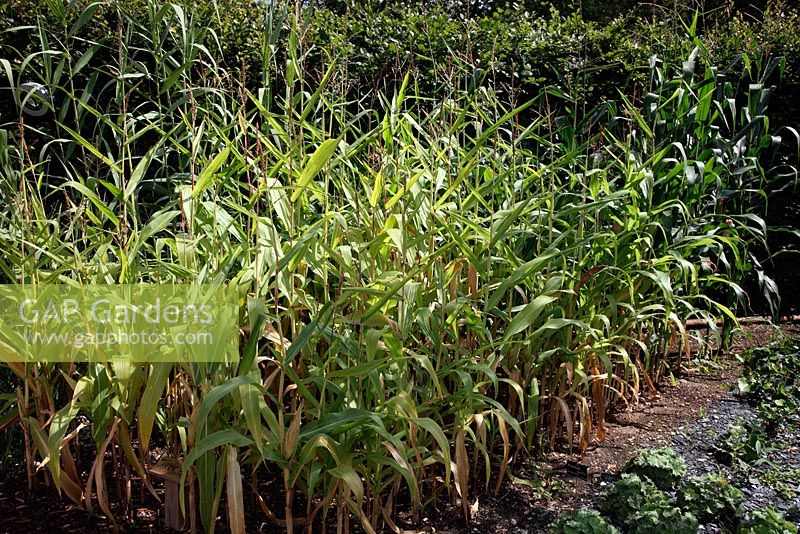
xmin=0 ymin=1 xmax=796 ymax=532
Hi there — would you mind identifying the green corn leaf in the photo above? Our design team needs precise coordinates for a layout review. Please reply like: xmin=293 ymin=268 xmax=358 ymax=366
xmin=125 ymin=141 xmax=163 ymax=202
xmin=138 ymin=363 xmax=172 ymax=455
xmin=290 ymin=139 xmax=339 ymax=203
xmin=57 ymin=123 xmax=123 ymax=174
xmin=328 ymin=465 xmax=364 ymax=504
xmin=197 ymin=376 xmax=261 ymax=437
xmin=180 ymin=430 xmax=253 ymax=519
xmin=193 ymin=146 xmax=230 ymax=198
xmin=62 ymin=181 xmax=120 ymax=229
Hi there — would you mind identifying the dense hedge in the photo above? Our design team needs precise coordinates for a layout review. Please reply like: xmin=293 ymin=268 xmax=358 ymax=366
xmin=3 ymin=0 xmax=798 ymax=108
xmin=306 ymin=0 xmax=799 ymax=115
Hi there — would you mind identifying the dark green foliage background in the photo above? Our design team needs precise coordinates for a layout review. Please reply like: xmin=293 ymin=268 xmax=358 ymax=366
xmin=3 ymin=1 xmax=798 ymax=102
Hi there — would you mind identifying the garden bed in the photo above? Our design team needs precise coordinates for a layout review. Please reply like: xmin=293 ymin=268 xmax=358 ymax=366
xmin=417 ymin=323 xmax=800 ymax=533
xmin=1 ymin=325 xmax=798 ymax=533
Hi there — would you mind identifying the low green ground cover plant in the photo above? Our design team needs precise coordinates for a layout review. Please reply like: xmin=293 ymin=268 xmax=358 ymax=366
xmin=585 ymin=448 xmax=793 ymax=533
xmin=714 ymin=419 xmax=775 ymax=469
xmin=623 ymin=447 xmax=687 ymax=490
xmin=627 ymin=503 xmax=699 ymax=534
xmin=759 ymin=468 xmax=800 ymax=501
xmin=737 ymin=507 xmax=798 ymax=534
xmin=549 ymin=508 xmax=620 ymax=534
xmin=738 ymin=339 xmax=800 ymax=432
xmin=598 ymin=473 xmax=670 ymax=525
xmin=677 ymin=473 xmax=744 ymax=524
xmin=597 ymin=471 xmax=697 ymax=533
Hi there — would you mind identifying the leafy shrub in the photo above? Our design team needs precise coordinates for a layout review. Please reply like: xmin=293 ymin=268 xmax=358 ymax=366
xmin=677 ymin=473 xmax=744 ymax=523
xmin=627 ymin=502 xmax=699 ymax=534
xmin=598 ymin=473 xmax=669 ymax=525
xmin=737 ymin=507 xmax=798 ymax=534
xmin=705 ymin=1 xmax=800 ymax=87
xmin=548 ymin=508 xmax=621 ymax=534
xmin=623 ymin=447 xmax=687 ymax=490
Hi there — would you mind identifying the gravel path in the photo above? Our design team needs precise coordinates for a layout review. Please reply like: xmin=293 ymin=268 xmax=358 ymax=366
xmin=671 ymin=391 xmax=800 ymax=529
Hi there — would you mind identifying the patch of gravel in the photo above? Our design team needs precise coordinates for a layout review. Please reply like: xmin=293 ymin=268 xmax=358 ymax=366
xmin=671 ymin=391 xmax=800 ymax=529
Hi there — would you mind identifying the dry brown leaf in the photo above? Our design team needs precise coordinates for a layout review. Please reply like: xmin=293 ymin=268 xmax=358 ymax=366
xmin=226 ymin=446 xmax=246 ymax=534
xmin=454 ymin=428 xmax=469 ymax=521
xmin=493 ymin=416 xmax=510 ymax=495
xmin=590 ymin=366 xmax=607 ymax=443
xmin=468 ymin=262 xmax=478 ymax=302
xmin=85 ymin=419 xmax=119 ymax=529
